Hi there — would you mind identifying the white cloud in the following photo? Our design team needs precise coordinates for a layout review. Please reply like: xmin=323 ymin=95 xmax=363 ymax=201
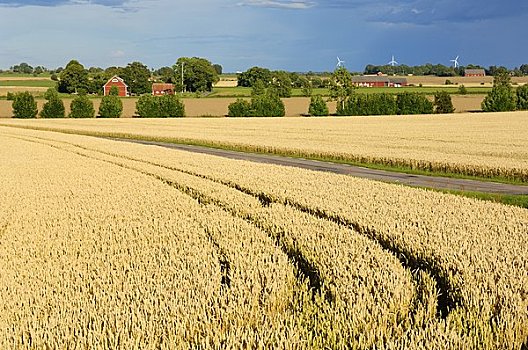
xmin=238 ymin=0 xmax=315 ymax=9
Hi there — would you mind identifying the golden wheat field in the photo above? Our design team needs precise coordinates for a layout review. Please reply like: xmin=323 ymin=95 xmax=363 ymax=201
xmin=0 ymin=126 xmax=527 ymax=349
xmin=2 ymin=111 xmax=528 ymax=182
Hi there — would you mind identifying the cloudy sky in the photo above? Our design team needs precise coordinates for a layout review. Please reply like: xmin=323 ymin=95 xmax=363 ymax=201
xmin=0 ymin=0 xmax=527 ymax=72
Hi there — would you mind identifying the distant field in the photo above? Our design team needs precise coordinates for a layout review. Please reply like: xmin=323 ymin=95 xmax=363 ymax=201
xmin=0 ymin=73 xmax=51 ymax=78
xmin=2 ymin=111 xmax=528 ymax=182
xmin=210 ymin=86 xmax=490 ymax=98
xmin=0 ymin=95 xmax=486 ymax=118
xmin=0 ymin=79 xmax=56 ymax=88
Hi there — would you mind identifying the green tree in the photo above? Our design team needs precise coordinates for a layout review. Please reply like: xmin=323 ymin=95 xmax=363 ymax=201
xmin=397 ymin=92 xmax=433 ymax=115
xmin=308 ymin=95 xmax=329 ymax=116
xmin=434 ymin=91 xmax=455 ymax=114
xmin=458 ymin=84 xmax=467 ymax=95
xmin=119 ymin=61 xmax=152 ymax=95
xmin=251 ymin=88 xmax=285 ymax=117
xmin=173 ymin=57 xmax=219 ymax=93
xmin=228 ymin=86 xmax=285 ymax=117
xmin=154 ymin=66 xmax=176 ymax=83
xmin=158 ymin=95 xmax=185 ymax=117
xmin=228 ymin=99 xmax=252 ymax=117
xmin=482 ymin=71 xmax=517 ymax=112
xmin=11 ymin=62 xmax=33 ymax=74
xmin=69 ymin=93 xmax=95 ymax=118
xmin=136 ymin=95 xmax=159 ymax=118
xmin=300 ymin=77 xmax=313 ymax=97
xmin=135 ymin=95 xmax=185 ymax=118
xmin=237 ymin=67 xmax=272 ymax=87
xmin=251 ymin=80 xmax=266 ymax=97
xmin=339 ymin=93 xmax=397 ymax=116
xmin=12 ymin=92 xmax=38 ymax=118
xmin=213 ymin=64 xmax=223 ymax=75
xmin=98 ymin=94 xmax=123 ymax=118
xmin=271 ymin=71 xmax=292 ymax=98
xmin=40 ymin=88 xmax=65 ymax=118
xmin=329 ymin=67 xmax=355 ymax=113
xmin=88 ymin=73 xmax=109 ymax=95
xmin=58 ymin=60 xmax=89 ymax=94
xmin=516 ymin=85 xmax=528 ymax=110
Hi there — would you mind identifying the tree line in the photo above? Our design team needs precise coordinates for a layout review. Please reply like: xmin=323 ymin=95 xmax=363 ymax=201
xmin=363 ymin=63 xmax=528 ymax=77
xmin=54 ymin=58 xmax=221 ymax=96
xmin=10 ymin=87 xmax=185 ymax=119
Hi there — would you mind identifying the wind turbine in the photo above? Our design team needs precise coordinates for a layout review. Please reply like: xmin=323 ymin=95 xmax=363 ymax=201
xmin=336 ymin=56 xmax=345 ymax=68
xmin=450 ymin=56 xmax=460 ymax=68
xmin=388 ymin=55 xmax=398 ymax=66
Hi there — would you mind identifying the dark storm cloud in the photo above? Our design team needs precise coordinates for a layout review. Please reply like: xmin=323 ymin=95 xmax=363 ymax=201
xmin=314 ymin=0 xmax=528 ymax=24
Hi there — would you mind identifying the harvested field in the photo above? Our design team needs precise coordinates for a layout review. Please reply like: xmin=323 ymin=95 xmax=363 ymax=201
xmin=0 ymin=95 xmax=484 ymax=118
xmin=0 ymin=126 xmax=527 ymax=348
xmin=2 ymin=111 xmax=528 ymax=182
xmin=406 ymin=75 xmax=528 ymax=87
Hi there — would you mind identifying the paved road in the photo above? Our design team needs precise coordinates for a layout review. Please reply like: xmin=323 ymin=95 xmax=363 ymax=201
xmin=112 ymin=138 xmax=528 ymax=196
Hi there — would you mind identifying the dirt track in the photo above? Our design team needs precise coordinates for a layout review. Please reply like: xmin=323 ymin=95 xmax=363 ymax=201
xmin=113 ymin=138 xmax=528 ymax=196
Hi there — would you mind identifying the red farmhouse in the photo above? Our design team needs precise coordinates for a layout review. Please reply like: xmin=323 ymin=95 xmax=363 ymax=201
xmin=103 ymin=76 xmax=129 ymax=97
xmin=152 ymin=83 xmax=175 ymax=95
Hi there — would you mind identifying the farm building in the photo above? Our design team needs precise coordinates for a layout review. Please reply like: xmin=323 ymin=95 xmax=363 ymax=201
xmin=152 ymin=83 xmax=175 ymax=95
xmin=103 ymin=76 xmax=129 ymax=96
xmin=352 ymin=76 xmax=408 ymax=88
xmin=464 ymin=69 xmax=486 ymax=77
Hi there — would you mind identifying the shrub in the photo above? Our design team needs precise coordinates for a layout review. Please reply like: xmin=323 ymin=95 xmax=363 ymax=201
xmin=69 ymin=94 xmax=95 ymax=118
xmin=12 ymin=92 xmax=38 ymax=118
xmin=158 ymin=95 xmax=185 ymax=117
xmin=6 ymin=92 xmax=15 ymax=101
xmin=482 ymin=71 xmax=517 ymax=112
xmin=228 ymin=88 xmax=285 ymax=118
xmin=369 ymin=93 xmax=397 ymax=116
xmin=136 ymin=95 xmax=185 ymax=118
xmin=339 ymin=93 xmax=396 ymax=116
xmin=251 ymin=92 xmax=285 ymax=117
xmin=308 ymin=95 xmax=329 ymax=116
xmin=98 ymin=95 xmax=123 ymax=118
xmin=397 ymin=92 xmax=433 ymax=115
xmin=516 ymin=85 xmax=528 ymax=110
xmin=482 ymin=87 xmax=517 ymax=112
xmin=40 ymin=88 xmax=65 ymax=118
xmin=434 ymin=91 xmax=455 ymax=114
xmin=228 ymin=99 xmax=253 ymax=117
xmin=458 ymin=85 xmax=467 ymax=95
xmin=251 ymin=80 xmax=266 ymax=97
xmin=136 ymin=95 xmax=159 ymax=118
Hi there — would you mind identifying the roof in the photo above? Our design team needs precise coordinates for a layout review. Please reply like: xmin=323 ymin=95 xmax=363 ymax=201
xmin=465 ymin=69 xmax=486 ymax=75
xmin=104 ymin=75 xmax=128 ymax=87
xmin=352 ymin=76 xmax=408 ymax=84
xmin=152 ymin=83 xmax=174 ymax=90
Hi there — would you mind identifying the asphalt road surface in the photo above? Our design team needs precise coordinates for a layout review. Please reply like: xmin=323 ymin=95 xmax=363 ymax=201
xmin=113 ymin=138 xmax=528 ymax=196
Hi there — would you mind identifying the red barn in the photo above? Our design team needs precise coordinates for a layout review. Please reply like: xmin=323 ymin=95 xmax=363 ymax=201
xmin=103 ymin=76 xmax=129 ymax=96
xmin=352 ymin=76 xmax=408 ymax=87
xmin=464 ymin=69 xmax=486 ymax=77
xmin=152 ymin=83 xmax=175 ymax=95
